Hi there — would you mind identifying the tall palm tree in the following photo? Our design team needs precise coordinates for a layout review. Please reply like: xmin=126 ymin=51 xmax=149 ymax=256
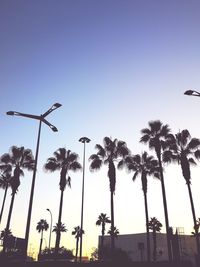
xmin=44 ymin=148 xmax=81 ymax=254
xmin=0 ymin=146 xmax=34 ymax=252
xmin=36 ymin=219 xmax=49 ymax=255
xmin=163 ymin=129 xmax=200 ymax=255
xmin=0 ymin=169 xmax=12 ymax=224
xmin=148 ymin=217 xmax=162 ymax=261
xmin=140 ymin=120 xmax=172 ymax=261
xmin=120 ymin=152 xmax=159 ymax=262
xmin=89 ymin=137 xmax=129 ymax=251
xmin=96 ymin=213 xmax=111 ymax=252
xmin=72 ymin=226 xmax=84 ymax=261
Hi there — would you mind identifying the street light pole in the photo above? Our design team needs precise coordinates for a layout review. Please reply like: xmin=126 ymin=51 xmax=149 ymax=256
xmin=184 ymin=90 xmax=200 ymax=259
xmin=79 ymin=137 xmax=90 ymax=262
xmin=46 ymin=208 xmax=53 ymax=249
xmin=6 ymin=103 xmax=61 ymax=258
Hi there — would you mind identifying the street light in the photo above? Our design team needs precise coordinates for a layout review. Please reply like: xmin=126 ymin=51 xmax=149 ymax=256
xmin=6 ymin=103 xmax=61 ymax=257
xmin=46 ymin=208 xmax=53 ymax=249
xmin=184 ymin=90 xmax=200 ymax=97
xmin=78 ymin=137 xmax=90 ymax=262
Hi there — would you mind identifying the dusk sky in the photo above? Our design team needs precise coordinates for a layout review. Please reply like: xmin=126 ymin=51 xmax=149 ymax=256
xmin=1 ymin=0 xmax=200 ymax=259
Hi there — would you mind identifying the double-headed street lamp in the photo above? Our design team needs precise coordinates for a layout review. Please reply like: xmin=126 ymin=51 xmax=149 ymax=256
xmin=79 ymin=137 xmax=90 ymax=262
xmin=6 ymin=103 xmax=61 ymax=257
xmin=184 ymin=90 xmax=200 ymax=97
xmin=46 ymin=208 xmax=53 ymax=249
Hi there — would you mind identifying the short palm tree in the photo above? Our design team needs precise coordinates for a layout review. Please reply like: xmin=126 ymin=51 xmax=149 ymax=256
xmin=96 ymin=213 xmax=111 ymax=251
xmin=120 ymin=152 xmax=159 ymax=262
xmin=44 ymin=148 xmax=81 ymax=254
xmin=163 ymin=129 xmax=200 ymax=254
xmin=89 ymin=137 xmax=129 ymax=251
xmin=148 ymin=217 xmax=162 ymax=261
xmin=53 ymin=222 xmax=67 ymax=248
xmin=36 ymin=219 xmax=49 ymax=255
xmin=72 ymin=226 xmax=84 ymax=261
xmin=140 ymin=120 xmax=172 ymax=261
xmin=0 ymin=146 xmax=34 ymax=252
xmin=107 ymin=226 xmax=119 ymax=238
xmin=0 ymin=169 xmax=12 ymax=224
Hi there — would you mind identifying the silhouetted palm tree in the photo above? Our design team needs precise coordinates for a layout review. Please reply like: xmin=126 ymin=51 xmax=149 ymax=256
xmin=89 ymin=137 xmax=129 ymax=251
xmin=44 ymin=148 xmax=81 ymax=254
xmin=72 ymin=226 xmax=84 ymax=261
xmin=107 ymin=226 xmax=119 ymax=238
xmin=0 ymin=169 xmax=12 ymax=224
xmin=120 ymin=152 xmax=159 ymax=262
xmin=163 ymin=129 xmax=200 ymax=254
xmin=96 ymin=213 xmax=111 ymax=251
xmin=0 ymin=146 xmax=34 ymax=252
xmin=140 ymin=120 xmax=172 ymax=261
xmin=148 ymin=217 xmax=162 ymax=261
xmin=36 ymin=219 xmax=49 ymax=255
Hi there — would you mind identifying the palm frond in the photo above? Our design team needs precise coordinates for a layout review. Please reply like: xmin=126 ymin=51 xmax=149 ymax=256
xmin=188 ymin=158 xmax=197 ymax=165
xmin=95 ymin=144 xmax=105 ymax=158
xmin=187 ymin=138 xmax=200 ymax=151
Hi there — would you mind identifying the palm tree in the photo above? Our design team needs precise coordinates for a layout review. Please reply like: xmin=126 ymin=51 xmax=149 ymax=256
xmin=72 ymin=226 xmax=84 ymax=261
xmin=120 ymin=152 xmax=159 ymax=262
xmin=148 ymin=217 xmax=162 ymax=261
xmin=96 ymin=213 xmax=111 ymax=252
xmin=107 ymin=226 xmax=119 ymax=238
xmin=140 ymin=120 xmax=172 ymax=261
xmin=52 ymin=222 xmax=67 ymax=248
xmin=36 ymin=219 xmax=49 ymax=256
xmin=44 ymin=148 xmax=81 ymax=254
xmin=0 ymin=146 xmax=34 ymax=252
xmin=0 ymin=169 xmax=12 ymax=224
xmin=163 ymin=129 xmax=200 ymax=254
xmin=89 ymin=137 xmax=129 ymax=251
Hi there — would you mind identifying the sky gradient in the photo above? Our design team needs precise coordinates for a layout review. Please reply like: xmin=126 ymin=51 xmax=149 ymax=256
xmin=1 ymin=0 xmax=200 ymax=259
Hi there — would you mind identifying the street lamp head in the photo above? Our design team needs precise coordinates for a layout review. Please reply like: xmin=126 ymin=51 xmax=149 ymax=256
xmin=50 ymin=125 xmax=58 ymax=132
xmin=184 ymin=90 xmax=194 ymax=95
xmin=46 ymin=208 xmax=50 ymax=211
xmin=53 ymin=103 xmax=62 ymax=108
xmin=6 ymin=111 xmax=15 ymax=115
xmin=79 ymin=137 xmax=91 ymax=143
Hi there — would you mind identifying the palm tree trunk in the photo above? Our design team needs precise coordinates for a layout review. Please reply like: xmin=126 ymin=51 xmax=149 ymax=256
xmin=153 ymin=230 xmax=156 ymax=261
xmin=143 ymin=191 xmax=151 ymax=262
xmin=187 ymin=182 xmax=200 ymax=254
xmin=0 ymin=184 xmax=8 ymax=224
xmin=75 ymin=237 xmax=79 ymax=261
xmin=3 ymin=192 xmax=15 ymax=252
xmin=39 ymin=230 xmax=44 ymax=256
xmin=110 ymin=190 xmax=115 ymax=253
xmin=55 ymin=189 xmax=64 ymax=255
xmin=157 ymin=155 xmax=172 ymax=261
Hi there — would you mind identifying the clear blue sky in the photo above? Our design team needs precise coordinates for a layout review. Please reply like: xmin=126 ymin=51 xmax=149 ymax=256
xmin=1 ymin=0 xmax=200 ymax=258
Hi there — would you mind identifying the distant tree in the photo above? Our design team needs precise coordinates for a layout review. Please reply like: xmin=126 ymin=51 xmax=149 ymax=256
xmin=44 ymin=148 xmax=81 ymax=254
xmin=119 ymin=151 xmax=159 ymax=262
xmin=0 ymin=169 xmax=12 ymax=224
xmin=72 ymin=226 xmax=84 ymax=261
xmin=148 ymin=217 xmax=162 ymax=261
xmin=140 ymin=120 xmax=172 ymax=261
xmin=163 ymin=129 xmax=200 ymax=254
xmin=0 ymin=146 xmax=34 ymax=252
xmin=89 ymin=137 xmax=129 ymax=251
xmin=96 ymin=213 xmax=111 ymax=251
xmin=36 ymin=219 xmax=49 ymax=256
xmin=108 ymin=226 xmax=119 ymax=238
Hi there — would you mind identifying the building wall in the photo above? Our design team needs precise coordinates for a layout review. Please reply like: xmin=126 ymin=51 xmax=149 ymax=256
xmin=100 ymin=232 xmax=196 ymax=263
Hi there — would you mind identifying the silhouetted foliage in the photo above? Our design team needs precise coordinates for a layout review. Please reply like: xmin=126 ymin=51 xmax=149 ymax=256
xmin=72 ymin=226 xmax=84 ymax=261
xmin=89 ymin=137 xmax=129 ymax=251
xmin=36 ymin=219 xmax=49 ymax=256
xmin=44 ymin=148 xmax=81 ymax=254
xmin=148 ymin=217 xmax=162 ymax=261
